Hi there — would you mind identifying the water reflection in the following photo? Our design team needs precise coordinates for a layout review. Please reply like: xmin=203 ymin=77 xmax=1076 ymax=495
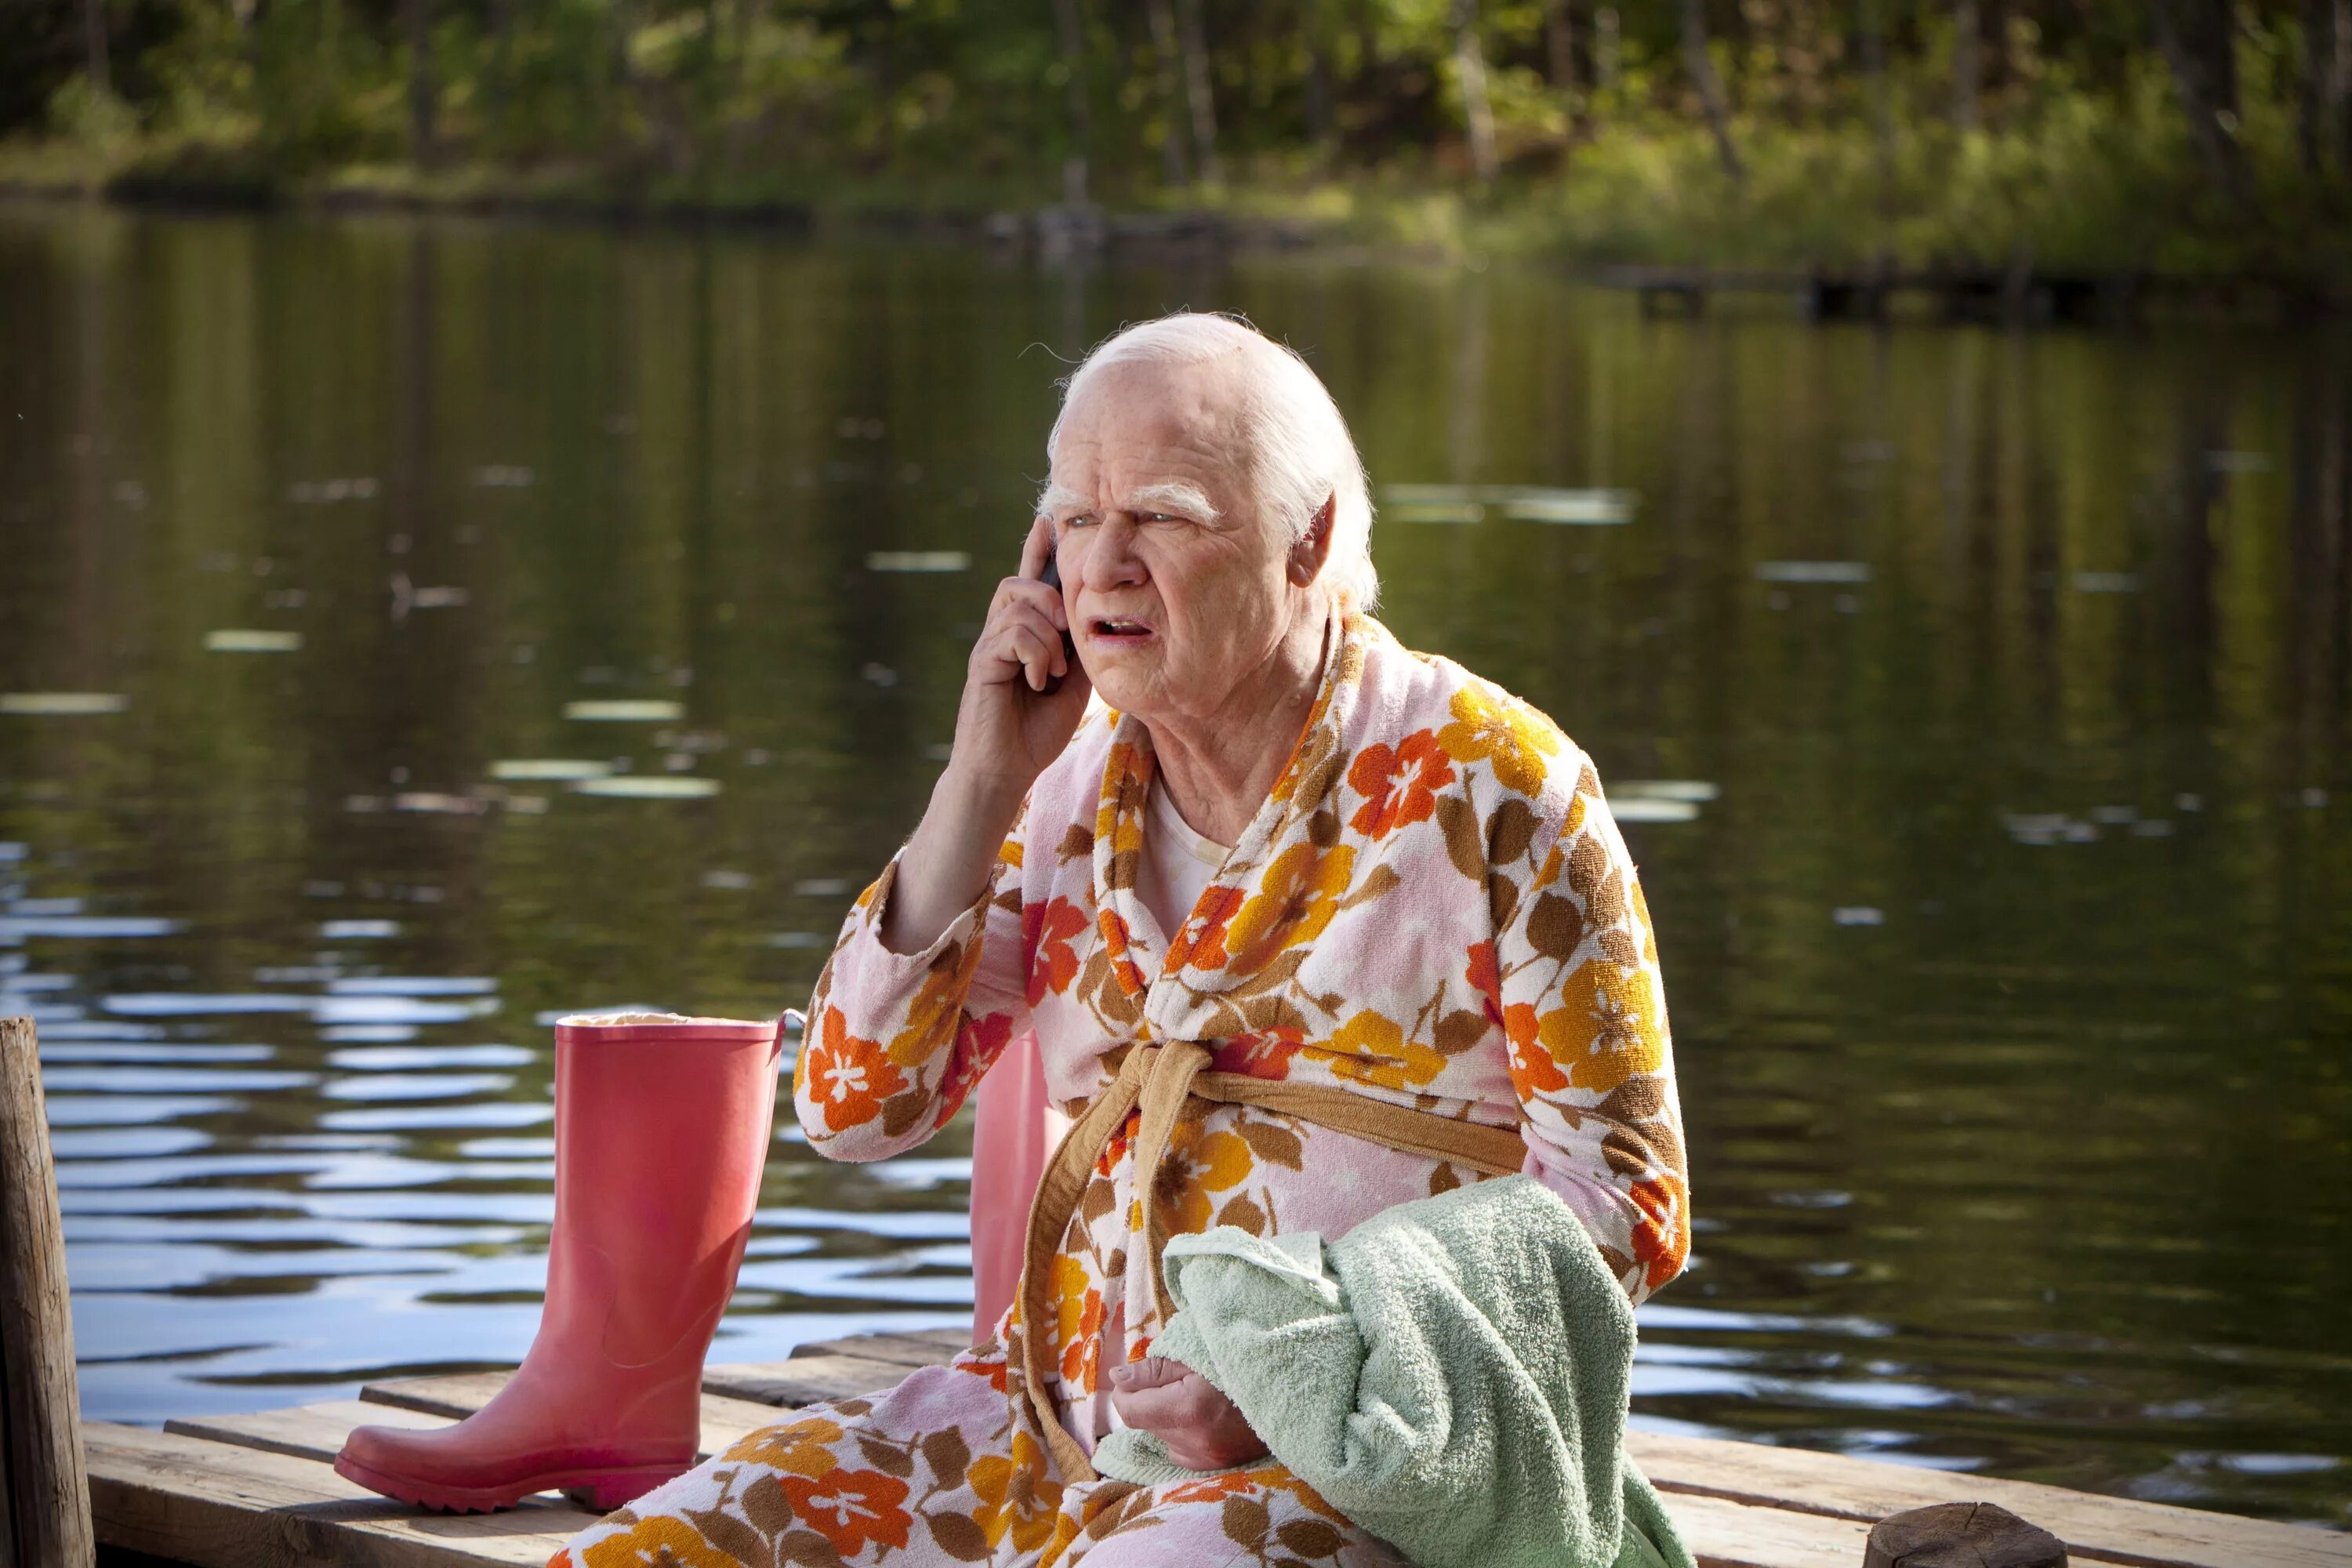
xmin=0 ymin=203 xmax=2347 ymax=1529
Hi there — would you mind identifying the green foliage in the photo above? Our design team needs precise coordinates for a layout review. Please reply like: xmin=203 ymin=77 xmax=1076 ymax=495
xmin=46 ymin=72 xmax=139 ymax=144
xmin=2 ymin=0 xmax=2349 ymax=287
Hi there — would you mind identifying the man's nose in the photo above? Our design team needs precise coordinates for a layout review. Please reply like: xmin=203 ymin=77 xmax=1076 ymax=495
xmin=1080 ymin=513 xmax=1146 ymax=590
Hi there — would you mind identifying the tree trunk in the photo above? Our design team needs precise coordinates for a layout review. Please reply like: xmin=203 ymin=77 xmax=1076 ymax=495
xmin=1176 ymin=0 xmax=1221 ymax=184
xmin=1146 ymin=0 xmax=1190 ymax=183
xmin=1861 ymin=0 xmax=1895 ymax=256
xmin=82 ymin=0 xmax=110 ymax=93
xmin=2306 ymin=0 xmax=2351 ymax=172
xmin=1546 ymin=0 xmax=1575 ymax=88
xmin=1595 ymin=5 xmax=1620 ymax=97
xmin=1453 ymin=0 xmax=1498 ymax=183
xmin=486 ymin=0 xmax=513 ymax=139
xmin=2339 ymin=0 xmax=2352 ymax=173
xmin=405 ymin=0 xmax=436 ymax=166
xmin=321 ymin=0 xmax=340 ymax=98
xmin=1306 ymin=12 xmax=1334 ymax=152
xmin=1547 ymin=0 xmax=1581 ymax=132
xmin=1953 ymin=0 xmax=1980 ymax=130
xmin=2151 ymin=0 xmax=2252 ymax=212
xmin=1681 ymin=0 xmax=1743 ymax=183
xmin=1052 ymin=0 xmax=1091 ymax=202
xmin=2305 ymin=0 xmax=2330 ymax=172
xmin=731 ymin=0 xmax=757 ymax=89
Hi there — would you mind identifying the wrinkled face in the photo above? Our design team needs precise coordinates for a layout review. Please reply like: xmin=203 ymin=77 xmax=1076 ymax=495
xmin=1040 ymin=358 xmax=1313 ymax=724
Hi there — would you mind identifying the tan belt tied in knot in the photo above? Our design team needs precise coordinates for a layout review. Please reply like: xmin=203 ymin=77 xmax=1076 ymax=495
xmin=1014 ymin=1039 xmax=1528 ymax=1483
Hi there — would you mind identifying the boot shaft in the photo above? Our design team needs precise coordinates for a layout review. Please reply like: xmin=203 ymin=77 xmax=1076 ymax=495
xmin=547 ymin=1014 xmax=782 ymax=1363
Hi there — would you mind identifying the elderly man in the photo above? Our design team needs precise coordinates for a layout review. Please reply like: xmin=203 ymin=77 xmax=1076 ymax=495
xmin=554 ymin=314 xmax=1689 ymax=1567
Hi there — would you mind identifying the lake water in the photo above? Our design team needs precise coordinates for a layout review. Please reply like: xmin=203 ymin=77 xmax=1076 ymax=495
xmin=1 ymin=203 xmax=2346 ymax=1531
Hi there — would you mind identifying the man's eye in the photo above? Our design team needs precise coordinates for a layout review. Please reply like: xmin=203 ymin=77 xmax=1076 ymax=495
xmin=1066 ymin=514 xmax=1095 ymax=528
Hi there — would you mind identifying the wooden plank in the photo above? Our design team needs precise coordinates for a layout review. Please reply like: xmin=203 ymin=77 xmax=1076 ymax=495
xmin=1 ymin=1015 xmax=95 ymax=1568
xmin=289 ymin=1330 xmax=2347 ymax=1568
xmin=85 ymin=1421 xmax=594 ymax=1567
xmin=1664 ymin=1491 xmax=1877 ymax=1568
xmin=101 ymin=1414 xmax=1960 ymax=1568
xmin=165 ymin=1403 xmax=450 ymax=1467
xmin=788 ymin=1327 xmax=970 ymax=1368
xmin=338 ymin=1384 xmax=800 ymax=1464
xmin=1630 ymin=1432 xmax=2351 ymax=1568
xmin=356 ymin=1375 xmax=511 ymax=1423
xmin=702 ymin=1352 xmax=920 ymax=1408
xmin=366 ymin=1352 xmax=915 ymax=1426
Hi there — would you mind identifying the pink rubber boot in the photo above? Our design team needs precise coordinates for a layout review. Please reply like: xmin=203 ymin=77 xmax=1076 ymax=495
xmin=336 ymin=1012 xmax=782 ymax=1512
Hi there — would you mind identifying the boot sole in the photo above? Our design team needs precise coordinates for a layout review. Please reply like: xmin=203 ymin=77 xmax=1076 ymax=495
xmin=333 ymin=1451 xmax=690 ymax=1514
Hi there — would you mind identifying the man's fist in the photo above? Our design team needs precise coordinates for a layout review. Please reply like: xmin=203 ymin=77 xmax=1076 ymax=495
xmin=1106 ymin=1356 xmax=1269 ymax=1471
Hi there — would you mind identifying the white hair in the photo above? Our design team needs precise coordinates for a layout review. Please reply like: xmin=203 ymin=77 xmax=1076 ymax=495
xmin=1043 ymin=313 xmax=1379 ymax=611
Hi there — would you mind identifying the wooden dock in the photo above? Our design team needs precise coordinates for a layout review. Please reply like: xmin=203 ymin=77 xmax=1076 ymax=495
xmin=85 ymin=1327 xmax=2350 ymax=1568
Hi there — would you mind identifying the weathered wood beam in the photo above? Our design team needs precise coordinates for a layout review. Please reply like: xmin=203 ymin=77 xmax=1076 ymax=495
xmin=1628 ymin=1431 xmax=2347 ymax=1568
xmin=1 ymin=1016 xmax=93 ymax=1568
xmin=86 ymin=1422 xmax=590 ymax=1567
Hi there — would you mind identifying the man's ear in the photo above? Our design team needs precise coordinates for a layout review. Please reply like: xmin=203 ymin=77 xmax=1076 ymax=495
xmin=1288 ymin=495 xmax=1337 ymax=586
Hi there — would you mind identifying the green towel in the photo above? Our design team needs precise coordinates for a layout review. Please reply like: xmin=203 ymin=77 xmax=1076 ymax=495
xmin=1093 ymin=1175 xmax=1693 ymax=1568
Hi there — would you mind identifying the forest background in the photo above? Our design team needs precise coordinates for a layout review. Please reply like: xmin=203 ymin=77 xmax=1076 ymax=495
xmin=4 ymin=0 xmax=2351 ymax=292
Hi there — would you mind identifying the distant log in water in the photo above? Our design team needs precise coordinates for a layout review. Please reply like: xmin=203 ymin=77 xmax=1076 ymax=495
xmin=0 ymin=1015 xmax=93 ymax=1568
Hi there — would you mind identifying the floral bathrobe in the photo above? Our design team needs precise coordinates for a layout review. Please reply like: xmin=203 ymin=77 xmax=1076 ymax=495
xmin=554 ymin=610 xmax=1690 ymax=1568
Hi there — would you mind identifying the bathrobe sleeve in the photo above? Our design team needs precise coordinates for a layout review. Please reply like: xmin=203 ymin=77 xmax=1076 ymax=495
xmin=793 ymin=797 xmax=1034 ymax=1162
xmin=1490 ymin=753 xmax=1693 ymax=1305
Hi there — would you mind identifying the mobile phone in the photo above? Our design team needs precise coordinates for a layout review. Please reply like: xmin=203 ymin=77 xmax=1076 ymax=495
xmin=1036 ymin=551 xmax=1077 ymax=694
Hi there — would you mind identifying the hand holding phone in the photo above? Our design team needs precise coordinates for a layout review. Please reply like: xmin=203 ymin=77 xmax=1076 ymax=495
xmin=1035 ymin=550 xmax=1079 ymax=695
xmin=943 ymin=517 xmax=1089 ymax=806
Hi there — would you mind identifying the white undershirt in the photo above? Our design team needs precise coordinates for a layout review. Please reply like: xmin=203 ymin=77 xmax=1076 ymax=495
xmin=1136 ymin=775 xmax=1232 ymax=941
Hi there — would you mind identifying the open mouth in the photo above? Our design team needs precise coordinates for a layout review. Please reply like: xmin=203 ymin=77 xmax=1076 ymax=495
xmin=1087 ymin=616 xmax=1155 ymax=642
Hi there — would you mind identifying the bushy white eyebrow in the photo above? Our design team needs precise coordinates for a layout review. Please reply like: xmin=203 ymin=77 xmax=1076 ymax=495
xmin=1033 ymin=479 xmax=1221 ymax=523
xmin=1125 ymin=481 xmax=1220 ymax=521
xmin=1036 ymin=480 xmax=1088 ymax=518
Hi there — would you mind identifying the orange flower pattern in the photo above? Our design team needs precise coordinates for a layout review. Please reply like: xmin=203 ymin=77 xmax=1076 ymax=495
xmin=795 ymin=1006 xmax=908 ymax=1134
xmin=557 ymin=1345 xmax=1403 ymax=1566
xmin=569 ymin=612 xmax=1686 ymax=1566
xmin=1022 ymin=897 xmax=1090 ymax=1007
xmin=1219 ymin=841 xmax=1355 ymax=976
xmin=1346 ymin=728 xmax=1454 ymax=838
xmin=779 ymin=1467 xmax=913 ymax=1556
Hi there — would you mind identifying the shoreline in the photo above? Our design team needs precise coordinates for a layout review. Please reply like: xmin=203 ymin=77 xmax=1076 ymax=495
xmin=0 ymin=147 xmax=1375 ymax=256
xmin=4 ymin=153 xmax=2345 ymax=320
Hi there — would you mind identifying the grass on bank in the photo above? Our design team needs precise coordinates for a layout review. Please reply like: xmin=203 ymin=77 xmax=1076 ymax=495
xmin=7 ymin=64 xmax=2350 ymax=292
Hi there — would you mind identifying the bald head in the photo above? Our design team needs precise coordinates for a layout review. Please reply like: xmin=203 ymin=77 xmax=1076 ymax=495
xmin=1044 ymin=314 xmax=1377 ymax=610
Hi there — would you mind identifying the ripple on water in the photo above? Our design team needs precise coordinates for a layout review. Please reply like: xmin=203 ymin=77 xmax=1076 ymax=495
xmin=319 ymin=1073 xmax=518 ymax=1102
xmin=303 ymin=1192 xmax=556 ymax=1225
xmin=42 ymin=1069 xmax=318 ymax=1094
xmin=43 ymin=1094 xmax=239 ymax=1125
xmin=313 ymin=996 xmax=498 ymax=1026
xmin=57 ymin=1154 xmax=342 ymax=1190
xmin=49 ymin=1127 xmax=212 ymax=1159
xmin=326 ymin=1044 xmax=534 ymax=1069
xmin=300 ymin=1154 xmax=552 ymax=1190
xmin=102 ymin=993 xmax=316 ymax=1017
xmin=38 ymin=1042 xmax=276 ymax=1064
xmin=0 ymin=916 xmax=182 ymax=938
xmin=318 ymin=1102 xmax=554 ymax=1132
xmin=325 ymin=977 xmax=500 ymax=997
